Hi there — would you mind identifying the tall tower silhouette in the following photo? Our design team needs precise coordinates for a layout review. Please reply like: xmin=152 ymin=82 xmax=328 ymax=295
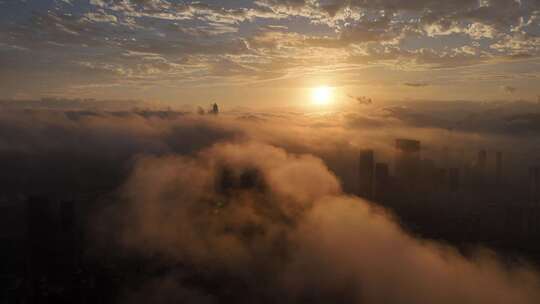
xmin=374 ymin=162 xmax=389 ymax=201
xmin=530 ymin=166 xmax=540 ymax=203
xmin=495 ymin=151 xmax=503 ymax=185
xmin=394 ymin=139 xmax=421 ymax=187
xmin=211 ymin=103 xmax=219 ymax=115
xmin=358 ymin=150 xmax=375 ymax=200
xmin=476 ymin=149 xmax=487 ymax=185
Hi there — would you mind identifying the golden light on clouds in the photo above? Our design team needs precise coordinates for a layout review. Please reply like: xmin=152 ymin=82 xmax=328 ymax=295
xmin=311 ymin=86 xmax=333 ymax=106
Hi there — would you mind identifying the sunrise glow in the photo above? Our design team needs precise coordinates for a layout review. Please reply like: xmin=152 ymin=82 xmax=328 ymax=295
xmin=311 ymin=86 xmax=333 ymax=106
xmin=2 ymin=1 xmax=540 ymax=303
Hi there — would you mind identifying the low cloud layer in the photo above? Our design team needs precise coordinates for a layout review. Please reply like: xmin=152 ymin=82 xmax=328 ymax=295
xmin=2 ymin=103 xmax=540 ymax=302
xmin=2 ymin=99 xmax=540 ymax=196
xmin=404 ymin=82 xmax=430 ymax=87
xmin=98 ymin=141 xmax=540 ymax=304
xmin=503 ymin=85 xmax=518 ymax=94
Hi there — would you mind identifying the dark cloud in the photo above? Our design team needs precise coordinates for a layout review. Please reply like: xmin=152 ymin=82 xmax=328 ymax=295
xmin=2 ymin=98 xmax=540 ymax=198
xmin=0 ymin=110 xmax=240 ymax=196
xmin=347 ymin=94 xmax=373 ymax=105
xmin=404 ymin=82 xmax=430 ymax=87
xmin=503 ymin=85 xmax=518 ymax=94
xmin=96 ymin=140 xmax=540 ymax=304
xmin=2 ymin=103 xmax=540 ymax=302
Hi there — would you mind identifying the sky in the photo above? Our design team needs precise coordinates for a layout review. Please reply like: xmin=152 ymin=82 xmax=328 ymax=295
xmin=0 ymin=0 xmax=539 ymax=106
xmin=3 ymin=2 xmax=540 ymax=302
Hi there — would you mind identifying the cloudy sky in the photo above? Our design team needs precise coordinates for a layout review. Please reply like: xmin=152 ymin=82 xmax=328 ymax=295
xmin=1 ymin=0 xmax=539 ymax=105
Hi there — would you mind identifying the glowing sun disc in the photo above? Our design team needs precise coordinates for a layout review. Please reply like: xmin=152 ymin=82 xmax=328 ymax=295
xmin=311 ymin=86 xmax=333 ymax=105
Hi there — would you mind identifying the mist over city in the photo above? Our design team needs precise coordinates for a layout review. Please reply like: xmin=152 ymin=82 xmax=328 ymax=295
xmin=1 ymin=1 xmax=540 ymax=303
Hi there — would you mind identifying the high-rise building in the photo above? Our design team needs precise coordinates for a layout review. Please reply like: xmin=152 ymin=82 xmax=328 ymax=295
xmin=25 ymin=196 xmax=57 ymax=301
xmin=495 ymin=151 xmax=503 ymax=185
xmin=478 ymin=150 xmax=487 ymax=168
xmin=394 ymin=139 xmax=421 ymax=186
xmin=374 ymin=162 xmax=389 ymax=201
xmin=358 ymin=150 xmax=375 ymax=200
xmin=530 ymin=166 xmax=540 ymax=203
xmin=211 ymin=103 xmax=219 ymax=115
xmin=26 ymin=197 xmax=56 ymax=251
xmin=477 ymin=149 xmax=487 ymax=184
xmin=58 ymin=200 xmax=81 ymax=270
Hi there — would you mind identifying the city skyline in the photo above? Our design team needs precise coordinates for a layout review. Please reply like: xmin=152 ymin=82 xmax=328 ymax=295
xmin=2 ymin=1 xmax=540 ymax=303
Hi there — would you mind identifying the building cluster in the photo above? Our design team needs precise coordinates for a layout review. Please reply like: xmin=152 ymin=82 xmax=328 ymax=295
xmin=0 ymin=195 xmax=125 ymax=303
xmin=0 ymin=164 xmax=264 ymax=303
xmin=357 ymin=139 xmax=540 ymax=256
xmin=2 ymin=137 xmax=540 ymax=302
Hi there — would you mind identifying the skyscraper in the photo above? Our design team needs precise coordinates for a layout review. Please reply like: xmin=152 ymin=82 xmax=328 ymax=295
xmin=374 ymin=162 xmax=390 ymax=201
xmin=477 ymin=149 xmax=487 ymax=184
xmin=211 ymin=103 xmax=219 ymax=115
xmin=478 ymin=150 xmax=487 ymax=168
xmin=495 ymin=151 xmax=503 ymax=185
xmin=25 ymin=196 xmax=57 ymax=301
xmin=530 ymin=166 xmax=540 ymax=203
xmin=394 ymin=139 xmax=421 ymax=186
xmin=358 ymin=150 xmax=375 ymax=200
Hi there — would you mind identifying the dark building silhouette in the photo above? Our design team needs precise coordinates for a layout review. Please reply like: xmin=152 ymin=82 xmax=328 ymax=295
xmin=477 ymin=150 xmax=487 ymax=168
xmin=210 ymin=103 xmax=219 ymax=115
xmin=421 ymin=158 xmax=437 ymax=191
xmin=374 ymin=162 xmax=390 ymax=201
xmin=23 ymin=196 xmax=88 ymax=303
xmin=217 ymin=167 xmax=235 ymax=195
xmin=394 ymin=139 xmax=421 ymax=188
xmin=58 ymin=200 xmax=82 ymax=269
xmin=477 ymin=149 xmax=487 ymax=184
xmin=358 ymin=150 xmax=375 ymax=200
xmin=216 ymin=166 xmax=265 ymax=195
xmin=25 ymin=196 xmax=57 ymax=302
xmin=26 ymin=197 xmax=56 ymax=267
xmin=495 ymin=151 xmax=503 ymax=185
xmin=530 ymin=166 xmax=540 ymax=203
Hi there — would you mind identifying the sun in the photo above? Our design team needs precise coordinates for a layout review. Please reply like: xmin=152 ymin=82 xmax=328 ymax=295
xmin=311 ymin=86 xmax=333 ymax=106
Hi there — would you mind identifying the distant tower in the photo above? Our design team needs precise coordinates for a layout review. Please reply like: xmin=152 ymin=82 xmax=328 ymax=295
xmin=495 ymin=151 xmax=503 ymax=185
xmin=211 ymin=103 xmax=219 ymax=115
xmin=530 ymin=166 xmax=540 ymax=203
xmin=374 ymin=162 xmax=389 ymax=201
xmin=358 ymin=150 xmax=375 ymax=200
xmin=394 ymin=139 xmax=421 ymax=185
xmin=26 ymin=197 xmax=56 ymax=253
xmin=26 ymin=196 xmax=57 ymax=297
xmin=477 ymin=149 xmax=487 ymax=170
xmin=477 ymin=149 xmax=487 ymax=184
xmin=442 ymin=146 xmax=450 ymax=167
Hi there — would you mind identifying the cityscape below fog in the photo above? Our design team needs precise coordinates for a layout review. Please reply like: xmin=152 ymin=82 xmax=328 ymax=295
xmin=2 ymin=0 xmax=540 ymax=303
xmin=2 ymin=128 xmax=540 ymax=303
xmin=358 ymin=139 xmax=540 ymax=258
